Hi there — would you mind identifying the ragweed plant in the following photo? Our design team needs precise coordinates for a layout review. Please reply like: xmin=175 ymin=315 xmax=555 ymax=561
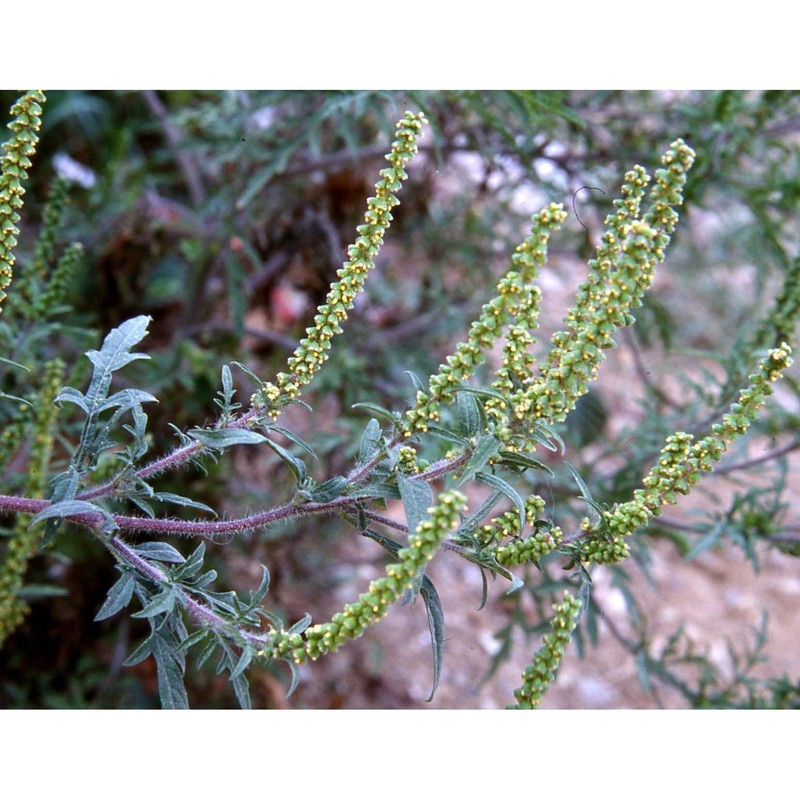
xmin=0 ymin=90 xmax=797 ymax=709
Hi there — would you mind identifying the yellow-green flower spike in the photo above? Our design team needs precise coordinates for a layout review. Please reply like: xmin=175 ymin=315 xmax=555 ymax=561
xmin=519 ymin=141 xmax=695 ymax=431
xmin=575 ymin=342 xmax=793 ymax=564
xmin=0 ymin=91 xmax=46 ymax=316
xmin=509 ymin=591 xmax=582 ymax=709
xmin=0 ymin=358 xmax=63 ymax=646
xmin=257 ymin=490 xmax=466 ymax=664
xmin=402 ymin=203 xmax=567 ymax=436
xmin=251 ymin=111 xmax=428 ymax=419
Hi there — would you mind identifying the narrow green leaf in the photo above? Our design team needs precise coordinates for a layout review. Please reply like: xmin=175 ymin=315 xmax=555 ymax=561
xmin=97 ymin=388 xmax=158 ymax=413
xmin=230 ymin=360 xmax=264 ymax=388
xmin=0 ymin=355 xmax=29 ymax=371
xmin=566 ymin=462 xmax=593 ymax=502
xmin=310 ymin=476 xmax=348 ymax=503
xmin=128 ymin=496 xmax=155 ymax=518
xmin=454 ymin=385 xmax=508 ymax=405
xmin=131 ymin=587 xmax=178 ymax=619
xmin=231 ymin=672 xmax=251 ymax=710
xmin=176 ymin=626 xmax=212 ymax=654
xmin=155 ymin=492 xmax=216 ymax=516
xmin=0 ymin=391 xmax=33 ymax=407
xmin=457 ymin=390 xmax=482 ymax=439
xmin=264 ymin=437 xmax=307 ymax=483
xmin=31 ymin=499 xmax=110 ymax=527
xmin=94 ymin=573 xmax=136 ymax=621
xmin=230 ymin=647 xmax=254 ymax=681
xmin=458 ymin=435 xmax=502 ymax=486
xmin=152 ymin=633 xmax=189 ymax=710
xmin=419 ymin=575 xmax=445 ymax=702
xmin=266 ymin=425 xmax=318 ymax=460
xmin=249 ymin=565 xmax=271 ymax=607
xmin=286 ymin=662 xmax=301 ymax=698
xmin=426 ymin=424 xmax=472 ymax=449
xmin=405 ymin=371 xmax=427 ymax=394
xmin=122 ymin=634 xmax=154 ymax=667
xmin=16 ymin=584 xmax=69 ymax=600
xmin=188 ymin=428 xmax=267 ymax=448
xmin=287 ymin=612 xmax=313 ymax=636
xmin=174 ymin=542 xmax=206 ymax=580
xmin=475 ymin=471 xmax=526 ymax=529
xmin=497 ymin=450 xmax=555 ymax=476
xmin=132 ymin=541 xmax=186 ymax=564
xmin=397 ymin=472 xmax=434 ymax=538
xmin=351 ymin=402 xmax=399 ymax=424
xmin=357 ymin=418 xmax=382 ymax=467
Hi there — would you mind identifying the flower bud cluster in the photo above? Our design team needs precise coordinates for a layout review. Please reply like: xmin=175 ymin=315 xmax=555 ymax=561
xmin=34 ymin=241 xmax=83 ymax=316
xmin=258 ymin=490 xmax=466 ymax=664
xmin=476 ymin=493 xmax=547 ymax=546
xmin=508 ymin=142 xmax=695 ymax=434
xmin=0 ymin=358 xmax=63 ymax=646
xmin=395 ymin=445 xmax=421 ymax=474
xmin=584 ymin=342 xmax=793 ymax=554
xmin=493 ymin=524 xmax=562 ymax=568
xmin=251 ymin=111 xmax=428 ymax=418
xmin=510 ymin=591 xmax=582 ymax=709
xmin=0 ymin=91 xmax=45 ymax=315
xmin=403 ymin=204 xmax=567 ymax=436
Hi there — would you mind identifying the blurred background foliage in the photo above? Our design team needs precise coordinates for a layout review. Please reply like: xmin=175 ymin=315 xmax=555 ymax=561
xmin=1 ymin=90 xmax=799 ymax=708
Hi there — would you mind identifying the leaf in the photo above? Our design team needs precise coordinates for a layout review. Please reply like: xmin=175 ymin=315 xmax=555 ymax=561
xmin=97 ymin=387 xmax=158 ymax=414
xmin=566 ymin=462 xmax=603 ymax=522
xmin=458 ymin=435 xmax=502 ymax=486
xmin=566 ymin=462 xmax=593 ymax=502
xmin=132 ymin=541 xmax=186 ymax=564
xmin=173 ymin=542 xmax=206 ymax=580
xmin=154 ymin=492 xmax=216 ymax=516
xmin=405 ymin=370 xmax=427 ymax=394
xmin=230 ymin=646 xmax=254 ymax=681
xmin=188 ymin=428 xmax=267 ymax=449
xmin=15 ymin=584 xmax=69 ymax=600
xmin=122 ymin=634 xmax=153 ymax=667
xmin=31 ymin=499 xmax=111 ymax=528
xmin=131 ymin=587 xmax=178 ymax=619
xmin=94 ymin=572 xmax=136 ymax=621
xmin=351 ymin=402 xmax=399 ymax=424
xmin=425 ymin=424 xmax=472 ymax=449
xmin=419 ymin=575 xmax=445 ymax=702
xmin=458 ymin=489 xmax=504 ymax=536
xmin=287 ymin=612 xmax=313 ymax=636
xmin=152 ymin=632 xmax=189 ymax=710
xmin=454 ymin=385 xmax=508 ymax=405
xmin=0 ymin=391 xmax=33 ymax=407
xmin=230 ymin=360 xmax=264 ymax=388
xmin=85 ymin=315 xmax=152 ymax=375
xmin=475 ymin=471 xmax=526 ymax=529
xmin=286 ymin=662 xmax=301 ymax=698
xmin=497 ymin=450 xmax=554 ymax=476
xmin=231 ymin=672 xmax=251 ymax=710
xmin=0 ymin=355 xmax=29 ymax=371
xmin=266 ymin=425 xmax=318 ymax=460
xmin=531 ymin=420 xmax=565 ymax=454
xmin=457 ymin=390 xmax=482 ymax=439
xmin=248 ymin=565 xmax=271 ymax=607
xmin=357 ymin=418 xmax=382 ymax=467
xmin=176 ymin=626 xmax=212 ymax=654
xmin=397 ymin=472 xmax=434 ymax=538
xmin=263 ymin=437 xmax=307 ymax=483
xmin=310 ymin=476 xmax=348 ymax=503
